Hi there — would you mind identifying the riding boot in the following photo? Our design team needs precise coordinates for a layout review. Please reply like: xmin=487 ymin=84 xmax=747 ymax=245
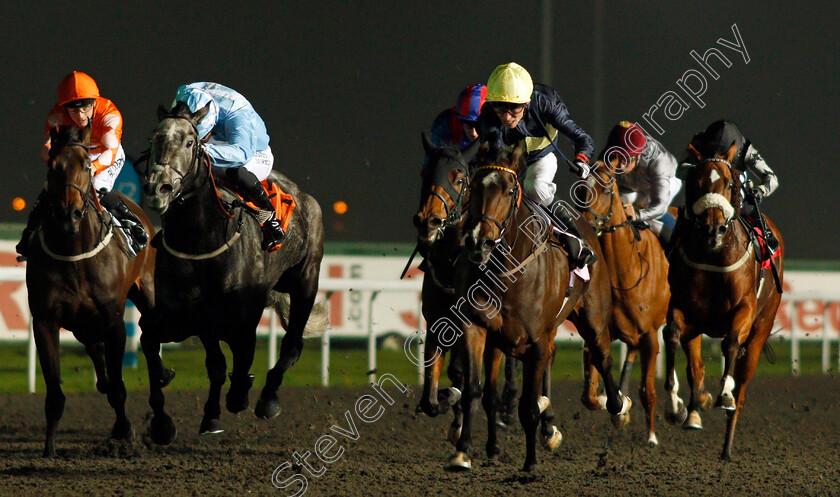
xmin=219 ymin=166 xmax=286 ymax=251
xmin=99 ymin=190 xmax=148 ymax=252
xmin=745 ymin=213 xmax=779 ymax=260
xmin=544 ymin=199 xmax=598 ymax=269
xmin=15 ymin=190 xmax=49 ymax=261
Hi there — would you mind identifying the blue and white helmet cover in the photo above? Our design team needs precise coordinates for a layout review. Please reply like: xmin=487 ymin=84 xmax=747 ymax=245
xmin=173 ymin=84 xmax=219 ymax=138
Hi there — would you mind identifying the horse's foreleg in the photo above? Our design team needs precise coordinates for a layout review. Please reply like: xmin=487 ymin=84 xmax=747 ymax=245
xmin=499 ymin=355 xmax=521 ymax=427
xmin=103 ymin=325 xmax=131 ymax=440
xmin=84 ymin=341 xmax=109 ymax=394
xmin=682 ymin=334 xmax=706 ymax=430
xmin=225 ymin=328 xmax=256 ymax=414
xmin=619 ymin=348 xmax=637 ymax=395
xmin=638 ymin=331 xmax=659 ymax=446
xmin=199 ymin=336 xmax=227 ymax=434
xmin=716 ymin=304 xmax=755 ymax=412
xmin=519 ymin=349 xmax=548 ymax=472
xmin=445 ymin=325 xmax=484 ymax=472
xmin=583 ymin=330 xmax=629 ymax=417
xmin=34 ymin=320 xmax=64 ymax=457
xmin=581 ymin=344 xmax=603 ymax=410
xmin=257 ymin=280 xmax=317 ymax=420
xmin=446 ymin=351 xmax=464 ymax=446
xmin=139 ymin=330 xmax=176 ymax=445
xmin=482 ymin=346 xmax=503 ymax=462
xmin=418 ymin=333 xmax=447 ymax=417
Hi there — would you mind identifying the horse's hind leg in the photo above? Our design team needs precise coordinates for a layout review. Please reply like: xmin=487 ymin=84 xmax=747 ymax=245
xmin=638 ymin=331 xmax=659 ymax=446
xmin=34 ymin=320 xmax=64 ymax=457
xmin=498 ymin=355 xmax=521 ymax=428
xmin=482 ymin=346 xmax=503 ymax=462
xmin=85 ymin=341 xmax=109 ymax=394
xmin=611 ymin=346 xmax=638 ymax=430
xmin=445 ymin=325 xmax=484 ymax=472
xmin=256 ymin=274 xmax=318 ymax=420
xmin=103 ymin=324 xmax=132 ymax=440
xmin=446 ymin=352 xmax=464 ymax=446
xmin=519 ymin=350 xmax=549 ymax=472
xmin=139 ymin=329 xmax=176 ymax=445
xmin=199 ymin=336 xmax=227 ymax=434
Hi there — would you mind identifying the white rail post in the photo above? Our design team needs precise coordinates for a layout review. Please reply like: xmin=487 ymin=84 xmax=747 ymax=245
xmin=28 ymin=317 xmax=36 ymax=394
xmin=367 ymin=290 xmax=380 ymax=385
xmin=417 ymin=296 xmax=424 ymax=385
xmin=321 ymin=328 xmax=330 ymax=387
xmin=791 ymin=300 xmax=800 ymax=376
xmin=822 ymin=302 xmax=830 ymax=373
xmin=268 ymin=308 xmax=278 ymax=369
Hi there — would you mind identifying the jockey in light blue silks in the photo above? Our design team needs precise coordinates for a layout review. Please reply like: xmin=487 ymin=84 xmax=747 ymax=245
xmin=173 ymin=82 xmax=285 ymax=251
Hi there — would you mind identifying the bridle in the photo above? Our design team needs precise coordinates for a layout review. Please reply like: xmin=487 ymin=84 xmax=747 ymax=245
xmin=148 ymin=115 xmax=205 ymax=202
xmin=684 ymin=156 xmax=738 ymax=230
xmin=48 ymin=142 xmax=96 ymax=218
xmin=473 ymin=164 xmax=521 ymax=244
xmin=420 ymin=152 xmax=471 ymax=240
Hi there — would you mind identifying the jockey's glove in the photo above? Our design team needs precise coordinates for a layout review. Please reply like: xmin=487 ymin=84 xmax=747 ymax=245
xmin=572 ymin=160 xmax=591 ymax=179
xmin=751 ymin=185 xmax=767 ymax=203
xmin=632 ymin=220 xmax=650 ymax=231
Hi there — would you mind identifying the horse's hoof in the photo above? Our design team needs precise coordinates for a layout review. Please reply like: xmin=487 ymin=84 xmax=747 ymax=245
xmin=714 ymin=395 xmax=736 ymax=411
xmin=683 ymin=410 xmax=703 ymax=430
xmin=539 ymin=425 xmax=562 ymax=451
xmin=438 ymin=387 xmax=461 ymax=406
xmin=521 ymin=462 xmax=540 ymax=473
xmin=699 ymin=392 xmax=714 ymax=410
xmin=610 ymin=411 xmax=630 ymax=429
xmin=495 ymin=418 xmax=509 ymax=430
xmin=666 ymin=397 xmax=687 ymax=425
xmin=111 ymin=419 xmax=133 ymax=440
xmin=254 ymin=397 xmax=281 ymax=420
xmin=537 ymin=396 xmax=550 ymax=414
xmin=199 ymin=418 xmax=225 ymax=435
xmin=226 ymin=374 xmax=255 ymax=413
xmin=448 ymin=424 xmax=462 ymax=446
xmin=42 ymin=445 xmax=56 ymax=458
xmin=445 ymin=452 xmax=472 ymax=472
xmin=150 ymin=414 xmax=177 ymax=445
xmin=648 ymin=433 xmax=659 ymax=447
xmin=160 ymin=368 xmax=176 ymax=388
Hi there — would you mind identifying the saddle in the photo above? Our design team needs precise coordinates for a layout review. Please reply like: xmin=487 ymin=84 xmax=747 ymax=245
xmin=214 ymin=177 xmax=296 ymax=249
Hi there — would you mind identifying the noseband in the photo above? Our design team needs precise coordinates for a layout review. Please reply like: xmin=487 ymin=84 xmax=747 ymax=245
xmin=685 ymin=157 xmax=737 ymax=229
xmin=474 ymin=165 xmax=520 ymax=243
xmin=50 ymin=142 xmax=96 ymax=217
xmin=422 ymin=152 xmax=471 ymax=236
xmin=149 ymin=115 xmax=204 ymax=199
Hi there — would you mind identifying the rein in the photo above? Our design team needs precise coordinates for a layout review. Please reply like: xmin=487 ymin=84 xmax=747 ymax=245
xmin=474 ymin=165 xmax=521 ymax=244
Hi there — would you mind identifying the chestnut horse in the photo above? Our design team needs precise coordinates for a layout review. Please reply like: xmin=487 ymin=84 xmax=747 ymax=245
xmin=454 ymin=144 xmax=627 ymax=472
xmin=664 ymin=142 xmax=784 ymax=460
xmin=579 ymin=161 xmax=669 ymax=446
xmin=413 ymin=135 xmax=520 ymax=444
xmin=25 ymin=124 xmax=156 ymax=456
xmin=140 ymin=102 xmax=327 ymax=444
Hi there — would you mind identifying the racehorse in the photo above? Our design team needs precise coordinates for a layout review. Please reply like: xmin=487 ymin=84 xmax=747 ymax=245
xmin=413 ymin=135 xmax=521 ymax=445
xmin=454 ymin=144 xmax=627 ymax=472
xmin=664 ymin=142 xmax=784 ymax=460
xmin=26 ymin=124 xmax=156 ymax=456
xmin=139 ymin=101 xmax=327 ymax=444
xmin=578 ymin=161 xmax=670 ymax=446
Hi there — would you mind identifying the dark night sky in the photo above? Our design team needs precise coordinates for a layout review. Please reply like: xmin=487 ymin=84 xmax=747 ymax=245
xmin=1 ymin=1 xmax=838 ymax=259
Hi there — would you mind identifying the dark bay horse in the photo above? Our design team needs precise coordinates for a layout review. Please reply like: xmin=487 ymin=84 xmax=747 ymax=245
xmin=453 ymin=144 xmax=626 ymax=472
xmin=664 ymin=142 xmax=784 ymax=460
xmin=26 ymin=124 xmax=156 ymax=456
xmin=414 ymin=136 xmax=520 ymax=445
xmin=578 ymin=162 xmax=670 ymax=446
xmin=140 ymin=102 xmax=327 ymax=444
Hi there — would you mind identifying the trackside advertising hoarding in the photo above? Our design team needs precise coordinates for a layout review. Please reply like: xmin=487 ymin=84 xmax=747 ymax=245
xmin=0 ymin=241 xmax=837 ymax=341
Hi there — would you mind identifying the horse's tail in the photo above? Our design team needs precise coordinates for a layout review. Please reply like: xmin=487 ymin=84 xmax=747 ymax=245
xmin=270 ymin=292 xmax=329 ymax=338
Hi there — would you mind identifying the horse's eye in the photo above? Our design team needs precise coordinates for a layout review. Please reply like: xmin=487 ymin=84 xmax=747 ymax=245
xmin=456 ymin=178 xmax=464 ymax=185
xmin=186 ymin=140 xmax=193 ymax=148
xmin=508 ymin=188 xmax=515 ymax=196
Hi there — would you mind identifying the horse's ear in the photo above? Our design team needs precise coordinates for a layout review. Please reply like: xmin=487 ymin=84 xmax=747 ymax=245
xmin=421 ymin=132 xmax=435 ymax=156
xmin=510 ymin=143 xmax=525 ymax=173
xmin=724 ymin=140 xmax=738 ymax=163
xmin=476 ymin=142 xmax=491 ymax=164
xmin=49 ymin=126 xmax=60 ymax=147
xmin=461 ymin=138 xmax=481 ymax=164
xmin=687 ymin=143 xmax=702 ymax=162
xmin=80 ymin=123 xmax=92 ymax=145
xmin=157 ymin=104 xmax=170 ymax=121
xmin=191 ymin=102 xmax=211 ymax=125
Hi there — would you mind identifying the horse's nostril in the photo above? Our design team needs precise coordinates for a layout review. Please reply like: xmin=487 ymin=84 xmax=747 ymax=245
xmin=717 ymin=225 xmax=727 ymax=235
xmin=480 ymin=239 xmax=496 ymax=251
xmin=428 ymin=217 xmax=443 ymax=228
xmin=71 ymin=209 xmax=83 ymax=221
xmin=159 ymin=184 xmax=173 ymax=195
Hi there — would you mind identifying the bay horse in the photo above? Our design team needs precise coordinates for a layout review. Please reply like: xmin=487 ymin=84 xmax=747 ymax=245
xmin=577 ymin=161 xmax=670 ymax=446
xmin=139 ymin=101 xmax=327 ymax=444
xmin=26 ymin=124 xmax=156 ymax=456
xmin=454 ymin=144 xmax=627 ymax=472
xmin=413 ymin=135 xmax=520 ymax=445
xmin=663 ymin=142 xmax=784 ymax=460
